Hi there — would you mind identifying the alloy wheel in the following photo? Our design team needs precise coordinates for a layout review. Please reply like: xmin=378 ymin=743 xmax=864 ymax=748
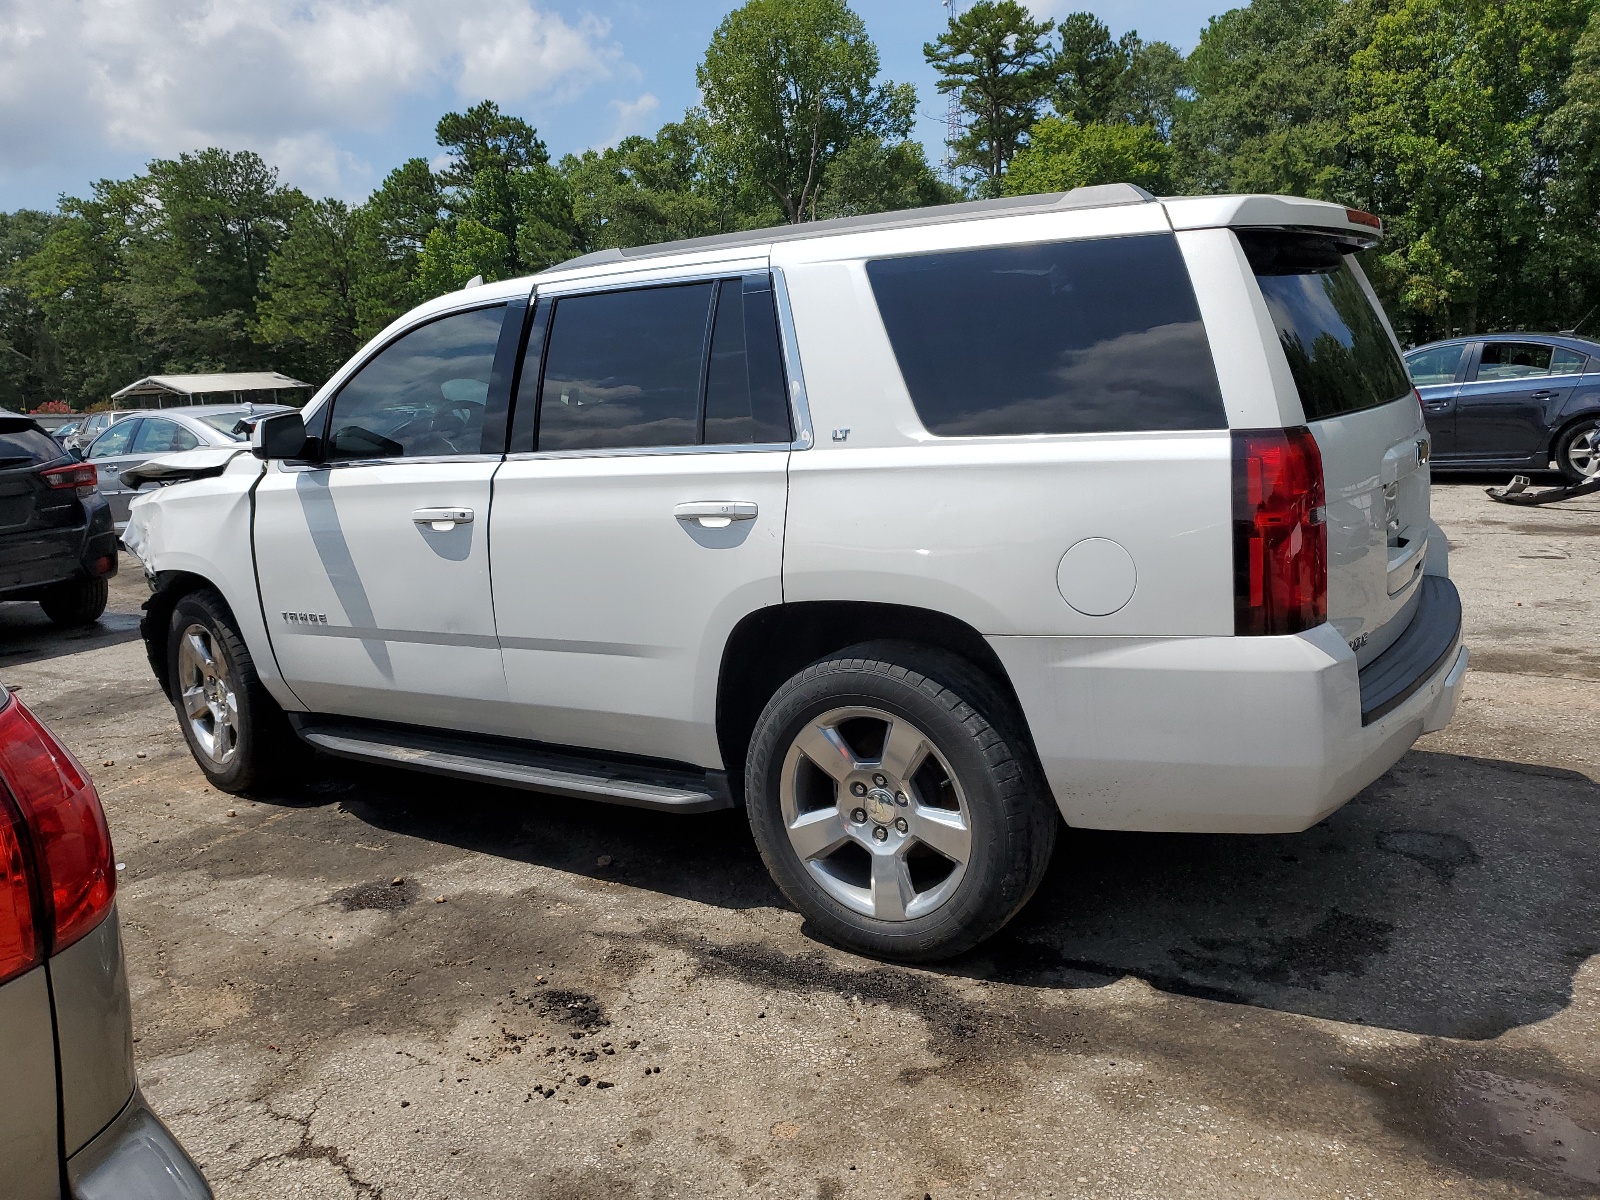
xmin=177 ymin=623 xmax=240 ymax=766
xmin=779 ymin=706 xmax=972 ymax=921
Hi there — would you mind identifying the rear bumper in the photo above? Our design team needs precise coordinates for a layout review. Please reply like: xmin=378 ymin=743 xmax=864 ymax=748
xmin=990 ymin=579 xmax=1466 ymax=833
xmin=67 ymin=1090 xmax=211 ymax=1200
xmin=0 ymin=497 xmax=117 ymax=599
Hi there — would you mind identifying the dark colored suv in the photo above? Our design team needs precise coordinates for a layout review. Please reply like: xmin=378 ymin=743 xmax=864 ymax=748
xmin=0 ymin=414 xmax=118 ymax=626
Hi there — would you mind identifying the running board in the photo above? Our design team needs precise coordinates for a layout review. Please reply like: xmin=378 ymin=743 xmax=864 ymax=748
xmin=289 ymin=717 xmax=733 ymax=814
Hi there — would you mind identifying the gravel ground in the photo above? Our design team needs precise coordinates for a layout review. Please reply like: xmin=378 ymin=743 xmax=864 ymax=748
xmin=4 ymin=479 xmax=1597 ymax=1200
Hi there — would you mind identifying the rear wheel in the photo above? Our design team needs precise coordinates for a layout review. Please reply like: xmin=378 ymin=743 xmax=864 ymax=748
xmin=167 ymin=589 xmax=307 ymax=793
xmin=40 ymin=576 xmax=108 ymax=627
xmin=745 ymin=642 xmax=1056 ymax=962
xmin=1555 ymin=418 xmax=1600 ymax=483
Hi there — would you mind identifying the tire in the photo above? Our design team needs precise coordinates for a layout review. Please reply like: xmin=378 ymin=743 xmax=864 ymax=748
xmin=40 ymin=576 xmax=108 ymax=627
xmin=1555 ymin=418 xmax=1600 ymax=483
xmin=744 ymin=641 xmax=1057 ymax=962
xmin=166 ymin=588 xmax=308 ymax=793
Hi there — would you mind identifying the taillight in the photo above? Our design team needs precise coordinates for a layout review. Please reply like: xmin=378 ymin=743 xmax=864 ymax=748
xmin=1345 ymin=207 xmax=1382 ymax=232
xmin=0 ymin=791 xmax=39 ymax=986
xmin=1232 ymin=427 xmax=1328 ymax=636
xmin=0 ymin=695 xmax=115 ymax=954
xmin=41 ymin=462 xmax=98 ymax=498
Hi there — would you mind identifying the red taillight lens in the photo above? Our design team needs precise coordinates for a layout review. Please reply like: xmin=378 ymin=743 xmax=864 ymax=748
xmin=0 ymin=791 xmax=39 ymax=986
xmin=0 ymin=696 xmax=115 ymax=954
xmin=1345 ymin=207 xmax=1382 ymax=231
xmin=1232 ymin=427 xmax=1328 ymax=636
xmin=41 ymin=462 xmax=98 ymax=498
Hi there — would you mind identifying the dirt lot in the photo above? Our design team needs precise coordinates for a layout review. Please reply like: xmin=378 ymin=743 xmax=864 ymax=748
xmin=5 ymin=481 xmax=1598 ymax=1200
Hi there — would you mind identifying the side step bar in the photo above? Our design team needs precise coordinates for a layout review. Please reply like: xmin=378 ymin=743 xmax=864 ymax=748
xmin=288 ymin=716 xmax=734 ymax=814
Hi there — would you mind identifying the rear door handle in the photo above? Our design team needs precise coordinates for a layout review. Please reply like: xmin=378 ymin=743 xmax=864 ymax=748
xmin=1531 ymin=390 xmax=1557 ymax=399
xmin=674 ymin=501 xmax=758 ymax=528
xmin=413 ymin=507 xmax=473 ymax=530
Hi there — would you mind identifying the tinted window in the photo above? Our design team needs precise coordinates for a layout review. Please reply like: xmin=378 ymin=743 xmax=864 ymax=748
xmin=0 ymin=427 xmax=63 ymax=467
xmin=132 ymin=419 xmax=199 ymax=453
xmin=1405 ymin=344 xmax=1465 ymax=386
xmin=704 ymin=278 xmax=793 ymax=445
xmin=1554 ymin=348 xmax=1588 ymax=375
xmin=1239 ymin=231 xmax=1412 ymax=421
xmin=326 ymin=305 xmax=505 ymax=461
xmin=194 ymin=409 xmax=260 ymax=440
xmin=87 ymin=421 xmax=138 ymax=459
xmin=538 ymin=283 xmax=713 ymax=451
xmin=866 ymin=234 xmax=1224 ymax=437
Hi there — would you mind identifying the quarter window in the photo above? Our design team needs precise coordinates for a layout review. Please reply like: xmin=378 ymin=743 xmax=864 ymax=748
xmin=1553 ymin=347 xmax=1587 ymax=376
xmin=325 ymin=305 xmax=506 ymax=461
xmin=1404 ymin=344 xmax=1465 ymax=386
xmin=866 ymin=234 xmax=1225 ymax=437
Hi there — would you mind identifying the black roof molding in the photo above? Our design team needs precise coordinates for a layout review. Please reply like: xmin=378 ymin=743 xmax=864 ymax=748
xmin=547 ymin=183 xmax=1158 ymax=275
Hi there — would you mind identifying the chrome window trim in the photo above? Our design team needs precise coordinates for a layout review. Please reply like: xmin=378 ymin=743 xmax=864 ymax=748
xmin=769 ymin=266 xmax=814 ymax=450
xmin=275 ymin=453 xmax=505 ymax=473
xmin=503 ymin=442 xmax=791 ymax=463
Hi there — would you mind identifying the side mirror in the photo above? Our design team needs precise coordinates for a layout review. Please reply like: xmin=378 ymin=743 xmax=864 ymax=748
xmin=251 ymin=411 xmax=308 ymax=460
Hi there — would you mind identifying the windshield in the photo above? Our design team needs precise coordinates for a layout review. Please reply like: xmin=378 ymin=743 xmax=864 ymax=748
xmin=1238 ymin=231 xmax=1413 ymax=421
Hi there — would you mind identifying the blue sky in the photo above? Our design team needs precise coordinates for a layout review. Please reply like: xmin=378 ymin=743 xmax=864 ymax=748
xmin=0 ymin=0 xmax=1225 ymax=214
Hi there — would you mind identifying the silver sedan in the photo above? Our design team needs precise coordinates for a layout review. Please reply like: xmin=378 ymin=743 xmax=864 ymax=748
xmin=81 ymin=405 xmax=293 ymax=525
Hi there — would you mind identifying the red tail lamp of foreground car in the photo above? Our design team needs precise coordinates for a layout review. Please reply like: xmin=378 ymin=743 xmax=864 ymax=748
xmin=0 ymin=690 xmax=115 ymax=986
xmin=1232 ymin=427 xmax=1328 ymax=636
xmin=41 ymin=461 xmax=98 ymax=499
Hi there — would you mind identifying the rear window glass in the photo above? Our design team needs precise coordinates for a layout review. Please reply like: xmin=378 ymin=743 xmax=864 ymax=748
xmin=866 ymin=233 xmax=1225 ymax=437
xmin=1239 ymin=231 xmax=1412 ymax=421
xmin=0 ymin=427 xmax=62 ymax=467
xmin=195 ymin=410 xmax=254 ymax=440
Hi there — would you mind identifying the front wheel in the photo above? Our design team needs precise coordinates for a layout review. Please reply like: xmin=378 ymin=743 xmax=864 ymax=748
xmin=167 ymin=589 xmax=308 ymax=793
xmin=1555 ymin=419 xmax=1600 ymax=483
xmin=745 ymin=643 xmax=1057 ymax=962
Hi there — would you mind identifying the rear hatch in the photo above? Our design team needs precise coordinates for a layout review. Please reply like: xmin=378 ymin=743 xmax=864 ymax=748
xmin=0 ymin=418 xmax=89 ymax=590
xmin=1238 ymin=230 xmax=1430 ymax=665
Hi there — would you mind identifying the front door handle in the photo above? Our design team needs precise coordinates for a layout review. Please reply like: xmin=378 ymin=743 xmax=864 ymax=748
xmin=674 ymin=501 xmax=758 ymax=528
xmin=413 ymin=507 xmax=473 ymax=530
xmin=1530 ymin=390 xmax=1557 ymax=399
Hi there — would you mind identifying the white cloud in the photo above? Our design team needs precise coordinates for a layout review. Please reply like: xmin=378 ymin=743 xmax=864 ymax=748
xmin=599 ymin=92 xmax=660 ymax=148
xmin=0 ymin=0 xmax=621 ymax=199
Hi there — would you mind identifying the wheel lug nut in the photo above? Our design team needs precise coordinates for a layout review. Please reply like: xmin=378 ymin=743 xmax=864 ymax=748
xmin=872 ymin=825 xmax=888 ymax=842
xmin=872 ymin=773 xmax=888 ymax=787
xmin=895 ymin=792 xmax=908 ymax=807
xmin=894 ymin=817 xmax=908 ymax=834
xmin=850 ymin=808 xmax=867 ymax=825
xmin=850 ymin=781 xmax=867 ymax=797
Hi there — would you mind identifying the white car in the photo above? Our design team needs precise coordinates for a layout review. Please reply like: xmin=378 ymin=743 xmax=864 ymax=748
xmin=124 ymin=184 xmax=1467 ymax=961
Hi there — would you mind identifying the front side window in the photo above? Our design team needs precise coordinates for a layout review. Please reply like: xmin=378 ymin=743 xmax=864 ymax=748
xmin=325 ymin=305 xmax=506 ymax=461
xmin=1240 ymin=231 xmax=1412 ymax=421
xmin=866 ymin=234 xmax=1226 ymax=437
xmin=131 ymin=419 xmax=199 ymax=454
xmin=87 ymin=421 xmax=139 ymax=459
xmin=1405 ymin=344 xmax=1465 ymax=386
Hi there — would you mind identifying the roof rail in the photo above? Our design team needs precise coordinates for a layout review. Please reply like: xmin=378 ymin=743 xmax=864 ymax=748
xmin=547 ymin=182 xmax=1158 ymax=274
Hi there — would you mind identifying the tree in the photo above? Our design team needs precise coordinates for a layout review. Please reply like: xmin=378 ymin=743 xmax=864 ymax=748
xmin=350 ymin=158 xmax=446 ymax=336
xmin=1544 ymin=6 xmax=1600 ymax=327
xmin=1002 ymin=116 xmax=1174 ymax=196
xmin=697 ymin=0 xmax=917 ymax=223
xmin=254 ymin=199 xmax=363 ymax=381
xmin=1114 ymin=39 xmax=1189 ymax=133
xmin=0 ymin=211 xmax=64 ymax=411
xmin=434 ymin=101 xmax=552 ymax=190
xmin=1052 ymin=13 xmax=1134 ymax=124
xmin=562 ymin=122 xmax=726 ymax=251
xmin=816 ymin=136 xmax=960 ymax=217
xmin=924 ymin=1 xmax=1056 ymax=191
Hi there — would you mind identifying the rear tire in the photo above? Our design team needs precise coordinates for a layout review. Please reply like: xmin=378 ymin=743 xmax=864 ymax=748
xmin=167 ymin=589 xmax=308 ymax=793
xmin=1555 ymin=418 xmax=1600 ymax=483
xmin=40 ymin=576 xmax=108 ymax=627
xmin=744 ymin=641 xmax=1057 ymax=962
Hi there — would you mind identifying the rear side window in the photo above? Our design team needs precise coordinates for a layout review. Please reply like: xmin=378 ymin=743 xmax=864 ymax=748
xmin=1475 ymin=342 xmax=1588 ymax=381
xmin=866 ymin=234 xmax=1225 ymax=437
xmin=131 ymin=419 xmax=199 ymax=454
xmin=522 ymin=277 xmax=792 ymax=452
xmin=0 ymin=427 xmax=62 ymax=467
xmin=1239 ymin=231 xmax=1412 ymax=421
xmin=1405 ymin=344 xmax=1465 ymax=386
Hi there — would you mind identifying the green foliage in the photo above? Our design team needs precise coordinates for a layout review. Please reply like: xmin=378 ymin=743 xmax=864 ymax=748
xmin=0 ymin=210 xmax=65 ymax=411
xmin=1052 ymin=13 xmax=1134 ymax=124
xmin=924 ymin=1 xmax=1056 ymax=189
xmin=697 ymin=0 xmax=916 ymax=223
xmin=253 ymin=199 xmax=363 ymax=380
xmin=816 ymin=137 xmax=961 ymax=217
xmin=562 ymin=122 xmax=728 ymax=251
xmin=1002 ymin=117 xmax=1174 ymax=196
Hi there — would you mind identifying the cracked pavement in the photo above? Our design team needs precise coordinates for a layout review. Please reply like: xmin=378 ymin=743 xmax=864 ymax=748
xmin=4 ymin=481 xmax=1598 ymax=1199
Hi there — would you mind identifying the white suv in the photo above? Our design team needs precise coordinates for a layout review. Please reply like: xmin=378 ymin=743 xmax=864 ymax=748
xmin=125 ymin=184 xmax=1467 ymax=961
